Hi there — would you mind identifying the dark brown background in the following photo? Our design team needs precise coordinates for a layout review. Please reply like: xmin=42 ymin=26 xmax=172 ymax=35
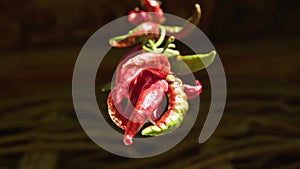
xmin=0 ymin=0 xmax=299 ymax=169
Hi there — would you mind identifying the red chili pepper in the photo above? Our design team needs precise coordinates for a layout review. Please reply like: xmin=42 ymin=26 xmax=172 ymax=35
xmin=144 ymin=80 xmax=201 ymax=125
xmin=107 ymin=91 xmax=128 ymax=130
xmin=118 ymin=52 xmax=170 ymax=86
xmin=108 ymin=73 xmax=200 ymax=138
xmin=107 ymin=71 xmax=151 ymax=130
xmin=104 ymin=1 xmax=212 ymax=146
xmin=124 ymin=76 xmax=168 ymax=145
xmin=183 ymin=80 xmax=202 ymax=99
xmin=115 ymin=45 xmax=144 ymax=84
xmin=128 ymin=8 xmax=148 ymax=25
xmin=112 ymin=52 xmax=170 ymax=104
xmin=140 ymin=0 xmax=164 ymax=23
xmin=122 ymin=71 xmax=152 ymax=120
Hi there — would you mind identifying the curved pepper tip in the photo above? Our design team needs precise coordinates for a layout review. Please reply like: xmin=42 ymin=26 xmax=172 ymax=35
xmin=124 ymin=134 xmax=133 ymax=146
xmin=194 ymin=3 xmax=201 ymax=22
xmin=141 ymin=127 xmax=151 ymax=136
xmin=195 ymin=3 xmax=201 ymax=14
xmin=141 ymin=125 xmax=162 ymax=136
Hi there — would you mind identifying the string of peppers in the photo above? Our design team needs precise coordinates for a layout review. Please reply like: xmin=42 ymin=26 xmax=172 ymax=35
xmin=102 ymin=0 xmax=216 ymax=146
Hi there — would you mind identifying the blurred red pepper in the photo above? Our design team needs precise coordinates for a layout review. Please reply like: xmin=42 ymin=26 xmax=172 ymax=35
xmin=140 ymin=0 xmax=164 ymax=23
xmin=128 ymin=8 xmax=148 ymax=25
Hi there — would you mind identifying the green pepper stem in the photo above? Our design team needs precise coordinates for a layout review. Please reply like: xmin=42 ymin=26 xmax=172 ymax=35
xmin=162 ymin=36 xmax=175 ymax=53
xmin=155 ymin=26 xmax=166 ymax=47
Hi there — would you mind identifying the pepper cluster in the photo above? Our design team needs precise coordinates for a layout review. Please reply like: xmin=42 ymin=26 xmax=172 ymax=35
xmin=103 ymin=0 xmax=216 ymax=146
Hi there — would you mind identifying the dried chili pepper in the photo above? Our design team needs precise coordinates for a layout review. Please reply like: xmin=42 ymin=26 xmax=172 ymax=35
xmin=124 ymin=76 xmax=168 ymax=145
xmin=110 ymin=4 xmax=201 ymax=48
xmin=184 ymin=80 xmax=202 ymax=99
xmin=140 ymin=0 xmax=164 ymax=23
xmin=109 ymin=22 xmax=160 ymax=48
xmin=103 ymin=1 xmax=216 ymax=146
xmin=101 ymin=45 xmax=144 ymax=92
xmin=107 ymin=71 xmax=151 ymax=130
xmin=115 ymin=45 xmax=143 ymax=84
xmin=107 ymin=91 xmax=128 ymax=130
xmin=118 ymin=52 xmax=170 ymax=84
xmin=108 ymin=74 xmax=201 ymax=136
xmin=122 ymin=71 xmax=152 ymax=120
xmin=128 ymin=8 xmax=148 ymax=25
xmin=112 ymin=52 xmax=170 ymax=104
xmin=141 ymin=74 xmax=189 ymax=136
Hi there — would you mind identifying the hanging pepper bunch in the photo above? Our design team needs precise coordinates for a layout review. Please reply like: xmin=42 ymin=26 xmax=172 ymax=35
xmin=102 ymin=0 xmax=216 ymax=146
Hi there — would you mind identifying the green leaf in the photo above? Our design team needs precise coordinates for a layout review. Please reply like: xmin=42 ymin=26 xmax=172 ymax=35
xmin=169 ymin=50 xmax=216 ymax=74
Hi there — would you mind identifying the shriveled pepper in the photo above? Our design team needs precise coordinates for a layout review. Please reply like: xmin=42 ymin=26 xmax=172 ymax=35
xmin=122 ymin=71 xmax=152 ymax=121
xmin=103 ymin=1 xmax=215 ymax=146
xmin=110 ymin=4 xmax=202 ymax=48
xmin=124 ymin=75 xmax=168 ymax=145
xmin=107 ymin=71 xmax=152 ymax=130
xmin=107 ymin=91 xmax=128 ymax=130
xmin=112 ymin=52 xmax=170 ymax=104
xmin=115 ymin=45 xmax=143 ymax=84
xmin=142 ymin=75 xmax=189 ymax=136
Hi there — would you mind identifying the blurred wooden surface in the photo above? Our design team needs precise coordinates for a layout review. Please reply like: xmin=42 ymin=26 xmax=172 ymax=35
xmin=0 ymin=38 xmax=299 ymax=169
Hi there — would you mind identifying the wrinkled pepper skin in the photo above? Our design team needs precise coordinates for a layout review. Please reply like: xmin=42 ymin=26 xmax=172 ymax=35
xmin=107 ymin=92 xmax=128 ymax=130
xmin=112 ymin=52 xmax=170 ymax=104
xmin=122 ymin=71 xmax=152 ymax=120
xmin=124 ymin=76 xmax=168 ymax=145
xmin=142 ymin=75 xmax=189 ymax=136
xmin=108 ymin=52 xmax=170 ymax=136
xmin=107 ymin=71 xmax=152 ymax=130
xmin=108 ymin=74 xmax=201 ymax=133
xmin=115 ymin=45 xmax=144 ymax=84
